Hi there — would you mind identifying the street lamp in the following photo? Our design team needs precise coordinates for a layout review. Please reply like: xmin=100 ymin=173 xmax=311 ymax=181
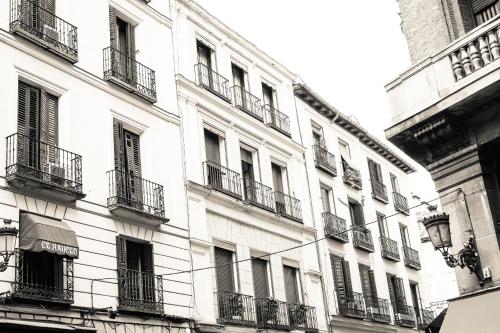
xmin=0 ymin=219 xmax=18 ymax=272
xmin=419 ymin=205 xmax=484 ymax=285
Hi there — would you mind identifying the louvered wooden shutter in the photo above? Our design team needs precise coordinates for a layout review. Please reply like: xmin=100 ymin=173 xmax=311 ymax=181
xmin=18 ymin=82 xmax=40 ymax=139
xmin=368 ymin=159 xmax=375 ymax=180
xmin=116 ymin=236 xmax=128 ymax=299
xmin=124 ymin=130 xmax=142 ymax=206
xmin=368 ymin=269 xmax=378 ymax=304
xmin=472 ymin=0 xmax=498 ymax=12
xmin=386 ymin=274 xmax=396 ymax=311
xmin=252 ymin=258 xmax=269 ymax=299
xmin=394 ymin=277 xmax=407 ymax=311
xmin=359 ymin=264 xmax=373 ymax=307
xmin=331 ymin=254 xmax=347 ymax=305
xmin=214 ymin=247 xmax=235 ymax=292
xmin=142 ymin=242 xmax=155 ymax=302
xmin=39 ymin=0 xmax=55 ymax=27
xmin=342 ymin=260 xmax=353 ymax=295
xmin=283 ymin=265 xmax=299 ymax=304
xmin=354 ymin=203 xmax=365 ymax=227
xmin=40 ymin=91 xmax=58 ymax=169
xmin=204 ymin=130 xmax=221 ymax=164
xmin=113 ymin=119 xmax=125 ymax=171
xmin=109 ymin=6 xmax=117 ymax=49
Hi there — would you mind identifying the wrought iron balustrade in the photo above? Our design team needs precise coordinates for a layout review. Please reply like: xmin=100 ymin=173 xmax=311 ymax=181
xmin=366 ymin=297 xmax=392 ymax=323
xmin=380 ymin=236 xmax=400 ymax=261
xmin=264 ymin=105 xmax=291 ymax=137
xmin=342 ymin=160 xmax=362 ymax=189
xmin=370 ymin=179 xmax=388 ymax=203
xmin=313 ymin=145 xmax=337 ymax=176
xmin=107 ymin=169 xmax=165 ymax=219
xmin=232 ymin=86 xmax=263 ymax=120
xmin=243 ymin=178 xmax=275 ymax=212
xmin=13 ymin=249 xmax=74 ymax=304
xmin=217 ymin=291 xmax=256 ymax=326
xmin=9 ymin=0 xmax=78 ymax=62
xmin=103 ymin=47 xmax=157 ymax=102
xmin=6 ymin=132 xmax=83 ymax=195
xmin=322 ymin=212 xmax=348 ymax=243
xmin=403 ymin=245 xmax=421 ymax=270
xmin=274 ymin=191 xmax=302 ymax=222
xmin=395 ymin=304 xmax=416 ymax=328
xmin=393 ymin=192 xmax=410 ymax=215
xmin=118 ymin=268 xmax=163 ymax=314
xmin=203 ymin=161 xmax=242 ymax=199
xmin=194 ymin=63 xmax=231 ymax=102
xmin=256 ymin=298 xmax=289 ymax=330
xmin=417 ymin=308 xmax=435 ymax=328
xmin=339 ymin=291 xmax=366 ymax=318
xmin=352 ymin=228 xmax=375 ymax=252
xmin=288 ymin=303 xmax=318 ymax=332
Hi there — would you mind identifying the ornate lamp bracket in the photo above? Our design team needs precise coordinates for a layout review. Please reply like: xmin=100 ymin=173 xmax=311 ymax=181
xmin=441 ymin=237 xmax=484 ymax=286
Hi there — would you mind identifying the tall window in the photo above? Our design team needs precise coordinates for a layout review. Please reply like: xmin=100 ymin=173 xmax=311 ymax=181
xmin=197 ymin=40 xmax=214 ymax=69
xmin=410 ymin=281 xmax=422 ymax=319
xmin=386 ymin=274 xmax=407 ymax=313
xmin=400 ymin=224 xmax=410 ymax=247
xmin=472 ymin=0 xmax=500 ymax=25
xmin=232 ymin=63 xmax=247 ymax=89
xmin=377 ymin=213 xmax=388 ymax=237
xmin=348 ymin=200 xmax=365 ymax=227
xmin=338 ymin=139 xmax=351 ymax=160
xmin=358 ymin=264 xmax=378 ymax=308
xmin=241 ymin=147 xmax=256 ymax=201
xmin=262 ymin=82 xmax=277 ymax=109
xmin=320 ymin=184 xmax=332 ymax=213
xmin=330 ymin=254 xmax=353 ymax=306
xmin=390 ymin=173 xmax=400 ymax=194
xmin=109 ymin=8 xmax=135 ymax=80
xmin=252 ymin=258 xmax=271 ymax=299
xmin=283 ymin=265 xmax=301 ymax=304
xmin=311 ymin=122 xmax=324 ymax=147
xmin=368 ymin=159 xmax=384 ymax=184
xmin=214 ymin=247 xmax=236 ymax=293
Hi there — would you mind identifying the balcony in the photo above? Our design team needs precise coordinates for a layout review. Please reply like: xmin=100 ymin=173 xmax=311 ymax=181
xmin=117 ymin=268 xmax=164 ymax=315
xmin=313 ymin=145 xmax=337 ymax=176
xmin=217 ymin=291 xmax=256 ymax=327
xmin=342 ymin=160 xmax=362 ymax=190
xmin=393 ymin=192 xmax=410 ymax=215
xmin=322 ymin=212 xmax=348 ymax=243
xmin=103 ymin=47 xmax=157 ymax=103
xmin=274 ymin=191 xmax=302 ymax=222
xmin=256 ymin=298 xmax=290 ymax=330
xmin=380 ymin=236 xmax=400 ymax=262
xmin=288 ymin=303 xmax=318 ymax=332
xmin=6 ymin=133 xmax=84 ymax=202
xmin=194 ymin=63 xmax=231 ymax=103
xmin=417 ymin=309 xmax=435 ymax=329
xmin=395 ymin=305 xmax=416 ymax=328
xmin=203 ymin=161 xmax=242 ymax=199
xmin=9 ymin=0 xmax=78 ymax=63
xmin=403 ymin=245 xmax=422 ymax=270
xmin=352 ymin=228 xmax=375 ymax=253
xmin=338 ymin=291 xmax=366 ymax=319
xmin=243 ymin=178 xmax=275 ymax=212
xmin=366 ymin=297 xmax=392 ymax=324
xmin=13 ymin=250 xmax=74 ymax=304
xmin=107 ymin=169 xmax=168 ymax=227
xmin=232 ymin=86 xmax=264 ymax=121
xmin=264 ymin=105 xmax=291 ymax=137
xmin=370 ymin=179 xmax=388 ymax=204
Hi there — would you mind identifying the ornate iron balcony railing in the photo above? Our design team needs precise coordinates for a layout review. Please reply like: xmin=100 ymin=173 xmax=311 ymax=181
xmin=366 ymin=297 xmax=392 ymax=323
xmin=217 ymin=291 xmax=256 ymax=327
xmin=103 ymin=47 xmax=157 ymax=102
xmin=342 ymin=160 xmax=362 ymax=189
xmin=232 ymin=86 xmax=263 ymax=120
xmin=288 ymin=303 xmax=318 ymax=332
xmin=380 ymin=236 xmax=400 ymax=261
xmin=117 ymin=268 xmax=164 ymax=315
xmin=6 ymin=132 xmax=83 ymax=196
xmin=107 ymin=169 xmax=165 ymax=219
xmin=417 ymin=308 xmax=435 ymax=328
xmin=393 ymin=192 xmax=410 ymax=215
xmin=203 ymin=161 xmax=242 ymax=199
xmin=9 ymin=0 xmax=78 ymax=62
xmin=402 ymin=245 xmax=421 ymax=270
xmin=322 ymin=212 xmax=348 ymax=243
xmin=371 ymin=179 xmax=388 ymax=203
xmin=395 ymin=304 xmax=416 ymax=328
xmin=313 ymin=145 xmax=337 ymax=176
xmin=264 ymin=105 xmax=291 ymax=137
xmin=339 ymin=291 xmax=366 ymax=319
xmin=243 ymin=178 xmax=275 ymax=212
xmin=13 ymin=249 xmax=74 ymax=304
xmin=274 ymin=191 xmax=302 ymax=222
xmin=352 ymin=228 xmax=375 ymax=253
xmin=256 ymin=298 xmax=290 ymax=330
xmin=194 ymin=63 xmax=231 ymax=102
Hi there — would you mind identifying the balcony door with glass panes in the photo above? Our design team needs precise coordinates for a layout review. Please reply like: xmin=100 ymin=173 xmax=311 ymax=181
xmin=263 ymin=83 xmax=277 ymax=126
xmin=197 ymin=41 xmax=215 ymax=88
xmin=205 ymin=129 xmax=223 ymax=188
xmin=377 ymin=213 xmax=388 ymax=237
xmin=390 ymin=174 xmax=400 ymax=194
xmin=400 ymin=224 xmax=410 ymax=248
xmin=232 ymin=64 xmax=247 ymax=107
xmin=272 ymin=163 xmax=286 ymax=214
xmin=114 ymin=16 xmax=135 ymax=82
xmin=320 ymin=185 xmax=331 ymax=213
xmin=241 ymin=148 xmax=255 ymax=201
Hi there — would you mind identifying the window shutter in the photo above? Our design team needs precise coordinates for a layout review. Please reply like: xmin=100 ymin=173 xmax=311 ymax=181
xmin=124 ymin=130 xmax=142 ymax=206
xmin=342 ymin=260 xmax=353 ymax=295
xmin=142 ymin=242 xmax=155 ymax=302
xmin=354 ymin=204 xmax=365 ymax=227
xmin=472 ymin=0 xmax=498 ymax=13
xmin=252 ymin=258 xmax=269 ymax=299
xmin=128 ymin=23 xmax=136 ymax=59
xmin=331 ymin=254 xmax=346 ymax=306
xmin=368 ymin=269 xmax=378 ymax=303
xmin=367 ymin=159 xmax=375 ymax=180
xmin=394 ymin=277 xmax=407 ymax=311
xmin=283 ymin=265 xmax=299 ymax=304
xmin=386 ymin=274 xmax=396 ymax=311
xmin=39 ymin=0 xmax=56 ymax=27
xmin=109 ymin=6 xmax=117 ymax=49
xmin=40 ymin=91 xmax=58 ymax=165
xmin=204 ymin=130 xmax=221 ymax=164
xmin=214 ymin=247 xmax=235 ymax=292
xmin=359 ymin=264 xmax=373 ymax=307
xmin=116 ymin=236 xmax=128 ymax=299
xmin=18 ymin=82 xmax=40 ymax=139
xmin=113 ymin=119 xmax=125 ymax=171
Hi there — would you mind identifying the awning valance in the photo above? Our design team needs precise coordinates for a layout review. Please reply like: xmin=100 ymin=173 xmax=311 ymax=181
xmin=19 ymin=212 xmax=79 ymax=258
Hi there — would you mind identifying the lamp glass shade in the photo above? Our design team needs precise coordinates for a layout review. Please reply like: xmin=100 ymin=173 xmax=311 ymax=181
xmin=418 ymin=205 xmax=452 ymax=250
xmin=0 ymin=226 xmax=17 ymax=254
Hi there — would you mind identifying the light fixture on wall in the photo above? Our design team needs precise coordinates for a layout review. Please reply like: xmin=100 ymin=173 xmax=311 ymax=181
xmin=419 ymin=204 xmax=484 ymax=286
xmin=0 ymin=219 xmax=18 ymax=272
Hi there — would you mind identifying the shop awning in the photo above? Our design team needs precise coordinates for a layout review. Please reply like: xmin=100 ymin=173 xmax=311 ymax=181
xmin=440 ymin=288 xmax=500 ymax=333
xmin=19 ymin=212 xmax=79 ymax=258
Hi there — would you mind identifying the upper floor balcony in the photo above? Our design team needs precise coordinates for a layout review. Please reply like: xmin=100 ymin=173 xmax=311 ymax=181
xmin=370 ymin=179 xmax=388 ymax=204
xmin=203 ymin=161 xmax=242 ymax=200
xmin=402 ymin=245 xmax=422 ymax=270
xmin=322 ymin=212 xmax=348 ymax=243
xmin=366 ymin=297 xmax=392 ymax=324
xmin=342 ymin=160 xmax=362 ymax=190
xmin=243 ymin=178 xmax=275 ymax=212
xmin=417 ymin=309 xmax=435 ymax=330
xmin=274 ymin=191 xmax=302 ymax=222
xmin=217 ymin=291 xmax=256 ymax=327
xmin=393 ymin=192 xmax=410 ymax=215
xmin=232 ymin=86 xmax=264 ymax=121
xmin=288 ymin=303 xmax=318 ymax=332
xmin=395 ymin=304 xmax=416 ymax=328
xmin=103 ymin=47 xmax=157 ymax=103
xmin=9 ymin=0 xmax=78 ymax=63
xmin=338 ymin=291 xmax=366 ymax=319
xmin=313 ymin=145 xmax=337 ymax=176
xmin=264 ymin=105 xmax=291 ymax=137
xmin=6 ymin=133 xmax=84 ymax=202
xmin=118 ymin=268 xmax=164 ymax=315
xmin=352 ymin=228 xmax=375 ymax=253
xmin=194 ymin=63 xmax=231 ymax=103
xmin=256 ymin=298 xmax=290 ymax=330
xmin=107 ymin=169 xmax=168 ymax=227
xmin=380 ymin=236 xmax=400 ymax=262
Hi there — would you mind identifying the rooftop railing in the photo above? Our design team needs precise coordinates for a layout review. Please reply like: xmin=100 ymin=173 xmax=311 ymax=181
xmin=322 ymin=212 xmax=348 ymax=243
xmin=195 ymin=63 xmax=231 ymax=102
